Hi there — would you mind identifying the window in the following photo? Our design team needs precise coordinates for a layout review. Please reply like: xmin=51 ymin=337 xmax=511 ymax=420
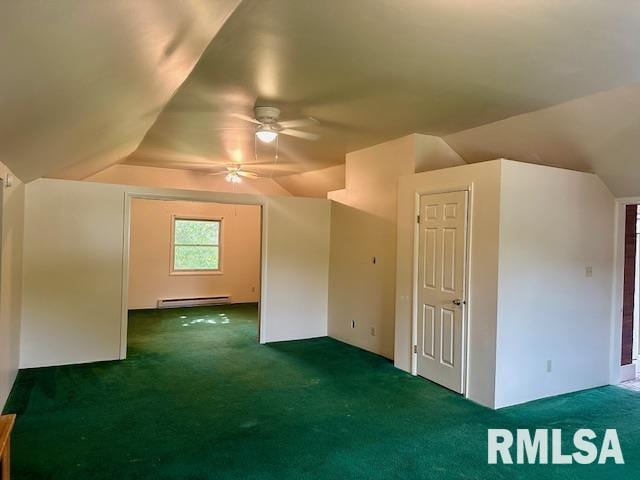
xmin=172 ymin=217 xmax=221 ymax=273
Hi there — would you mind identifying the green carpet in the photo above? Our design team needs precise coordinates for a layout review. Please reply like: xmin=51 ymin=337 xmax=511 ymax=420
xmin=4 ymin=304 xmax=639 ymax=479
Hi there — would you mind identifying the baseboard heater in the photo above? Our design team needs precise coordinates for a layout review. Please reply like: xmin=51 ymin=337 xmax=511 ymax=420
xmin=157 ymin=295 xmax=231 ymax=309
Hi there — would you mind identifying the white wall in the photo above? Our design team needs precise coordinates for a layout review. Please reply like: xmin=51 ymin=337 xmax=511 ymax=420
xmin=261 ymin=196 xmax=330 ymax=342
xmin=0 ymin=162 xmax=25 ymax=409
xmin=395 ymin=159 xmax=616 ymax=408
xmin=20 ymin=179 xmax=330 ymax=368
xmin=328 ymin=134 xmax=464 ymax=359
xmin=128 ymin=199 xmax=261 ymax=309
xmin=328 ymin=136 xmax=416 ymax=359
xmin=494 ymin=160 xmax=615 ymax=408
xmin=395 ymin=161 xmax=502 ymax=408
xmin=21 ymin=180 xmax=126 ymax=368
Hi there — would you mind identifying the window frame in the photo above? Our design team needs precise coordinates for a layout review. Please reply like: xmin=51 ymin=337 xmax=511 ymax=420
xmin=170 ymin=215 xmax=223 ymax=275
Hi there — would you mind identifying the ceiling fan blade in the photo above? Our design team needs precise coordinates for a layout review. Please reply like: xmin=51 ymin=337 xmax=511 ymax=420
xmin=208 ymin=171 xmax=228 ymax=176
xmin=230 ymin=113 xmax=262 ymax=125
xmin=224 ymin=163 xmax=298 ymax=175
xmin=277 ymin=117 xmax=319 ymax=129
xmin=238 ymin=171 xmax=259 ymax=179
xmin=223 ymin=159 xmax=285 ymax=166
xmin=280 ymin=129 xmax=320 ymax=141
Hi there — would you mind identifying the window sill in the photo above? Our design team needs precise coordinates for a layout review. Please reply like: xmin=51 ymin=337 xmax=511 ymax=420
xmin=170 ymin=270 xmax=224 ymax=276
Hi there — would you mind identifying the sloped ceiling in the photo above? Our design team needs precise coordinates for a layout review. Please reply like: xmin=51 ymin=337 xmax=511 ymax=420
xmin=3 ymin=0 xmax=640 ymax=196
xmin=0 ymin=0 xmax=241 ymax=181
xmin=124 ymin=0 xmax=640 ymax=189
xmin=444 ymin=84 xmax=640 ymax=197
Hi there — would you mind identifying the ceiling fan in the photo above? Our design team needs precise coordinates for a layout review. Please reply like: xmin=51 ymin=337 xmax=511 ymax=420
xmin=232 ymin=106 xmax=320 ymax=143
xmin=209 ymin=165 xmax=259 ymax=183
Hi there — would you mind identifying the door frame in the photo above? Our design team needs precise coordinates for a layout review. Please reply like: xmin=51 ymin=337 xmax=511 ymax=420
xmin=119 ymin=191 xmax=266 ymax=359
xmin=611 ymin=196 xmax=640 ymax=383
xmin=410 ymin=185 xmax=473 ymax=396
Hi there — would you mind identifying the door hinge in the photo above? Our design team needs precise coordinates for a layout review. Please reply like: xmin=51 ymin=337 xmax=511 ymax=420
xmin=413 ymin=345 xmax=418 ymax=354
xmin=416 ymin=214 xmax=420 ymax=224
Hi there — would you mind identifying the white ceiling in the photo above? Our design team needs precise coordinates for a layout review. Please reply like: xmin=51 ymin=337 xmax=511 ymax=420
xmin=444 ymin=84 xmax=640 ymax=197
xmin=2 ymin=0 xmax=640 ymax=195
xmin=0 ymin=0 xmax=241 ymax=181
xmin=124 ymin=0 xmax=640 ymax=185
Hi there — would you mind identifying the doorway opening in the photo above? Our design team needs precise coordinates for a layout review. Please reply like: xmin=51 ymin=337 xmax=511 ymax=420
xmin=620 ymin=204 xmax=639 ymax=389
xmin=122 ymin=197 xmax=263 ymax=358
xmin=413 ymin=189 xmax=470 ymax=394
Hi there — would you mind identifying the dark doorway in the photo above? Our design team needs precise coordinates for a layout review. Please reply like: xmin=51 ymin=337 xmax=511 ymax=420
xmin=622 ymin=205 xmax=639 ymax=367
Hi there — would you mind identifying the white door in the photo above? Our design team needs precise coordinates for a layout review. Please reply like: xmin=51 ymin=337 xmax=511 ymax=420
xmin=416 ymin=190 xmax=468 ymax=393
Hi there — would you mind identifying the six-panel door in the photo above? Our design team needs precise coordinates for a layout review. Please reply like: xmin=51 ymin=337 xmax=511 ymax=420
xmin=416 ymin=190 xmax=468 ymax=394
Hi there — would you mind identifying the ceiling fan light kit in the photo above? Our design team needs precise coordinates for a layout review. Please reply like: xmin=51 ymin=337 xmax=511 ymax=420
xmin=225 ymin=171 xmax=242 ymax=183
xmin=234 ymin=105 xmax=320 ymax=144
xmin=255 ymin=124 xmax=278 ymax=143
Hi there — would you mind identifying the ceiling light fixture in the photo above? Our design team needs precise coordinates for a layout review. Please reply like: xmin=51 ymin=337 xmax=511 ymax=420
xmin=255 ymin=125 xmax=278 ymax=143
xmin=225 ymin=171 xmax=242 ymax=183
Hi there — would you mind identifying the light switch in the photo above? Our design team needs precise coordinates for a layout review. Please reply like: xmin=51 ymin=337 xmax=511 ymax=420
xmin=586 ymin=266 xmax=593 ymax=277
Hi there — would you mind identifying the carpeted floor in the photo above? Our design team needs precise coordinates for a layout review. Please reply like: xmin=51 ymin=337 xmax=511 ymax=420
xmin=4 ymin=304 xmax=639 ymax=479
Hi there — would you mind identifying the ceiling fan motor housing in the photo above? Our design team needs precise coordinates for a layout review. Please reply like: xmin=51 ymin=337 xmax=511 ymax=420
xmin=254 ymin=106 xmax=281 ymax=124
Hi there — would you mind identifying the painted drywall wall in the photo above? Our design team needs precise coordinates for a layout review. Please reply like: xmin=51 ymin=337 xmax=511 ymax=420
xmin=260 ymin=196 xmax=330 ymax=342
xmin=0 ymin=162 xmax=25 ymax=409
xmin=328 ymin=134 xmax=464 ymax=360
xmin=494 ymin=160 xmax=615 ymax=408
xmin=395 ymin=160 xmax=502 ymax=408
xmin=415 ymin=136 xmax=466 ymax=173
xmin=328 ymin=136 xmax=417 ymax=359
xmin=85 ymin=164 xmax=292 ymax=197
xmin=20 ymin=180 xmax=126 ymax=368
xmin=128 ymin=199 xmax=261 ymax=309
xmin=396 ymin=159 xmax=616 ymax=408
xmin=20 ymin=179 xmax=330 ymax=368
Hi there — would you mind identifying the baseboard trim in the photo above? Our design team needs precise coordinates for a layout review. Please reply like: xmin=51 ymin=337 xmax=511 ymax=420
xmin=620 ymin=362 xmax=637 ymax=382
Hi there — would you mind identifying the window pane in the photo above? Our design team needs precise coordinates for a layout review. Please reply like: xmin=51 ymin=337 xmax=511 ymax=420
xmin=174 ymin=219 xmax=219 ymax=245
xmin=174 ymin=246 xmax=219 ymax=270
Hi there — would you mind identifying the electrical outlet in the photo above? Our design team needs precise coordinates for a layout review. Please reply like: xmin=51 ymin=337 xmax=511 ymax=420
xmin=546 ymin=360 xmax=552 ymax=373
xmin=351 ymin=320 xmax=356 ymax=329
xmin=370 ymin=326 xmax=376 ymax=336
xmin=585 ymin=266 xmax=593 ymax=277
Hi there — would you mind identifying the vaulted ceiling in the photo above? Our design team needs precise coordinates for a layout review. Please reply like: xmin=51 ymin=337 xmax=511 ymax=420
xmin=445 ymin=84 xmax=640 ymax=197
xmin=0 ymin=0 xmax=241 ymax=181
xmin=2 ymin=0 xmax=640 ymax=195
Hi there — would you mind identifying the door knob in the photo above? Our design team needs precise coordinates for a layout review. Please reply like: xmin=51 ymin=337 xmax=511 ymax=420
xmin=452 ymin=299 xmax=466 ymax=306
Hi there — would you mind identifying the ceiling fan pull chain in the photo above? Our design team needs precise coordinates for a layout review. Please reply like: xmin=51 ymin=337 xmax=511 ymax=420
xmin=270 ymin=135 xmax=279 ymax=178
xmin=254 ymin=132 xmax=259 ymax=162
